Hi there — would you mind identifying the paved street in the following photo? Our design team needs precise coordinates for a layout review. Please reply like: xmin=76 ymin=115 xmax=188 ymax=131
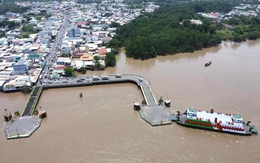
xmin=38 ymin=12 xmax=69 ymax=85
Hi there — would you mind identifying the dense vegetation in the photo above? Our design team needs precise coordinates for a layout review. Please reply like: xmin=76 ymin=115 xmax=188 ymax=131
xmin=3 ymin=0 xmax=61 ymax=3
xmin=0 ymin=19 xmax=20 ymax=29
xmin=108 ymin=2 xmax=231 ymax=59
xmin=107 ymin=1 xmax=260 ymax=60
xmin=18 ymin=24 xmax=40 ymax=38
xmin=0 ymin=4 xmax=30 ymax=15
xmin=105 ymin=52 xmax=116 ymax=67
xmin=23 ymin=13 xmax=51 ymax=22
xmin=219 ymin=15 xmax=260 ymax=42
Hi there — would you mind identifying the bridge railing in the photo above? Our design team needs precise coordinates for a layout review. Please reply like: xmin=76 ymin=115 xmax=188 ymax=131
xmin=140 ymin=85 xmax=149 ymax=106
xmin=29 ymin=86 xmax=43 ymax=115
xmin=147 ymin=85 xmax=158 ymax=105
xmin=22 ymin=86 xmax=36 ymax=116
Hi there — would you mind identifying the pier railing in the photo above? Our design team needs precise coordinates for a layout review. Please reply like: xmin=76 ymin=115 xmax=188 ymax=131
xmin=29 ymin=86 xmax=43 ymax=115
xmin=140 ymin=85 xmax=149 ymax=106
xmin=22 ymin=86 xmax=43 ymax=116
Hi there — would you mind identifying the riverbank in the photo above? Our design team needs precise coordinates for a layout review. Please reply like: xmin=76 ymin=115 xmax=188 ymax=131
xmin=1 ymin=40 xmax=260 ymax=163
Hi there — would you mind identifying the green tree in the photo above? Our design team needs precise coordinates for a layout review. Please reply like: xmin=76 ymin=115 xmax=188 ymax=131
xmin=22 ymin=25 xmax=34 ymax=32
xmin=110 ymin=22 xmax=121 ymax=28
xmin=64 ymin=66 xmax=76 ymax=77
xmin=21 ymin=85 xmax=32 ymax=94
xmin=80 ymin=67 xmax=87 ymax=74
xmin=61 ymin=53 xmax=67 ymax=57
xmin=232 ymin=33 xmax=245 ymax=42
xmin=94 ymin=56 xmax=100 ymax=62
xmin=105 ymin=52 xmax=116 ymax=67
xmin=94 ymin=62 xmax=102 ymax=70
xmin=209 ymin=25 xmax=217 ymax=34
xmin=247 ymin=31 xmax=260 ymax=40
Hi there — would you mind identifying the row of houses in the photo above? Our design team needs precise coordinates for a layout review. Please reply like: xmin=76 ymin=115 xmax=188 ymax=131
xmin=199 ymin=3 xmax=260 ymax=21
xmin=0 ymin=0 xmax=160 ymax=91
xmin=0 ymin=1 xmax=67 ymax=91
xmin=57 ymin=1 xmax=159 ymax=58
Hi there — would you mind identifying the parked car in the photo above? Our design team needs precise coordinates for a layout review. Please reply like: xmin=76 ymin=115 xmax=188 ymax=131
xmin=93 ymin=76 xmax=100 ymax=81
xmin=101 ymin=76 xmax=109 ymax=80
xmin=115 ymin=74 xmax=121 ymax=78
xmin=77 ymin=79 xmax=83 ymax=82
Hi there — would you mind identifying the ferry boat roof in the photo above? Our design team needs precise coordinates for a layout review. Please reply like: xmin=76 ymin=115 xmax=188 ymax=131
xmin=186 ymin=108 xmax=243 ymax=125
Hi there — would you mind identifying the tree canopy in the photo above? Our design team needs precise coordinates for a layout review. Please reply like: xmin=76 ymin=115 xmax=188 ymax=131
xmin=64 ymin=66 xmax=76 ymax=77
xmin=109 ymin=2 xmax=232 ymax=60
xmin=108 ymin=1 xmax=259 ymax=60
xmin=105 ymin=52 xmax=116 ymax=67
xmin=0 ymin=4 xmax=30 ymax=15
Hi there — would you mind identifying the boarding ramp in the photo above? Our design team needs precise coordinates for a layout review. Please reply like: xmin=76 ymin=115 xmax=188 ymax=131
xmin=22 ymin=86 xmax=43 ymax=116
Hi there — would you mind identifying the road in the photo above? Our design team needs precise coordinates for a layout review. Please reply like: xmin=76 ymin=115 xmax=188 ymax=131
xmin=37 ymin=12 xmax=69 ymax=85
xmin=40 ymin=74 xmax=158 ymax=106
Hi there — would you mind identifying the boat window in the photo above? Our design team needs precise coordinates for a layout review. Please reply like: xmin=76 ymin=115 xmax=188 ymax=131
xmin=234 ymin=119 xmax=242 ymax=123
xmin=188 ymin=113 xmax=197 ymax=117
xmin=232 ymin=118 xmax=242 ymax=123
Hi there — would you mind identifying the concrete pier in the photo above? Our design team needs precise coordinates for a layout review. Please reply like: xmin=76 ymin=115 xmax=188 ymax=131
xmin=4 ymin=74 xmax=172 ymax=139
xmin=4 ymin=116 xmax=41 ymax=139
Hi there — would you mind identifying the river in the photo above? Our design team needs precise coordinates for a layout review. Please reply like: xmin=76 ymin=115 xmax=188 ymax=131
xmin=1 ymin=40 xmax=260 ymax=163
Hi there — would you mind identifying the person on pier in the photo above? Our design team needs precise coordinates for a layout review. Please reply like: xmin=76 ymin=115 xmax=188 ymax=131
xmin=158 ymin=96 xmax=163 ymax=106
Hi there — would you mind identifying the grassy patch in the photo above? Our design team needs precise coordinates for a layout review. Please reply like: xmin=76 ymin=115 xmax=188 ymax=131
xmin=216 ymin=30 xmax=234 ymax=40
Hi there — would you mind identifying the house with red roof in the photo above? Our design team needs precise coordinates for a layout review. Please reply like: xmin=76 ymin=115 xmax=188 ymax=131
xmin=76 ymin=21 xmax=89 ymax=28
xmin=98 ymin=48 xmax=107 ymax=55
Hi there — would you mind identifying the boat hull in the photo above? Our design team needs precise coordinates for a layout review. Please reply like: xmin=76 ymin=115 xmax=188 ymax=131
xmin=205 ymin=61 xmax=212 ymax=66
xmin=176 ymin=121 xmax=252 ymax=135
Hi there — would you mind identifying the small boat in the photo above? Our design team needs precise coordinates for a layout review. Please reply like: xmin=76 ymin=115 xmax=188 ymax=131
xmin=174 ymin=108 xmax=258 ymax=135
xmin=205 ymin=61 xmax=212 ymax=66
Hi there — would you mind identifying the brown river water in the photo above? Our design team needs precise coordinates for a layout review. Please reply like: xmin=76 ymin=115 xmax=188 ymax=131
xmin=1 ymin=40 xmax=260 ymax=163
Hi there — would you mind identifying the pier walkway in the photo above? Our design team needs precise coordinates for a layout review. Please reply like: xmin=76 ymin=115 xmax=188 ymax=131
xmin=22 ymin=86 xmax=43 ymax=116
xmin=43 ymin=74 xmax=172 ymax=126
xmin=4 ymin=74 xmax=172 ymax=139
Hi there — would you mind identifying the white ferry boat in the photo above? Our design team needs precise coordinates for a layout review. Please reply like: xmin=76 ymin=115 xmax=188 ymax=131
xmin=175 ymin=108 xmax=258 ymax=135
